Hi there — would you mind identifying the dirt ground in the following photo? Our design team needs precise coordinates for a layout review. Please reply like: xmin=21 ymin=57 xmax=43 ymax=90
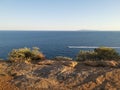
xmin=0 ymin=60 xmax=120 ymax=90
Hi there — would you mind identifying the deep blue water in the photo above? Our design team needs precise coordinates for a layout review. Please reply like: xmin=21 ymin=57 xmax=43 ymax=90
xmin=0 ymin=31 xmax=120 ymax=59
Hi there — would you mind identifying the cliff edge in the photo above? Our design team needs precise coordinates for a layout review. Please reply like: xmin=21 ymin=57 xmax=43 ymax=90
xmin=0 ymin=60 xmax=120 ymax=90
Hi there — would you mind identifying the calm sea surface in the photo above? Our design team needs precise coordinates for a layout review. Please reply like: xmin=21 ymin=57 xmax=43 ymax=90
xmin=0 ymin=31 xmax=120 ymax=59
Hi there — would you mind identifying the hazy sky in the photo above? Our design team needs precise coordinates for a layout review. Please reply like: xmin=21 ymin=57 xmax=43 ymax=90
xmin=0 ymin=0 xmax=120 ymax=31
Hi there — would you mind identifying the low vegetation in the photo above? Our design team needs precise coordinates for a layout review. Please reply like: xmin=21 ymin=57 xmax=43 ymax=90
xmin=0 ymin=46 xmax=119 ymax=68
xmin=8 ymin=47 xmax=45 ymax=63
xmin=76 ymin=47 xmax=120 ymax=61
xmin=0 ymin=47 xmax=120 ymax=89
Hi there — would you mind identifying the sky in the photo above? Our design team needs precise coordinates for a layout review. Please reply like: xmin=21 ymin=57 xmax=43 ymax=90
xmin=0 ymin=0 xmax=120 ymax=31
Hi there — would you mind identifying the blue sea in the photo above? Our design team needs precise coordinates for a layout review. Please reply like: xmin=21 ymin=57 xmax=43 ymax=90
xmin=0 ymin=31 xmax=120 ymax=59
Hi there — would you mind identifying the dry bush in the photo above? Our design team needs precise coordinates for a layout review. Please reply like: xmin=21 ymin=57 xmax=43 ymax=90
xmin=76 ymin=51 xmax=97 ymax=61
xmin=94 ymin=47 xmax=120 ymax=60
xmin=76 ymin=47 xmax=120 ymax=61
xmin=8 ymin=47 xmax=45 ymax=63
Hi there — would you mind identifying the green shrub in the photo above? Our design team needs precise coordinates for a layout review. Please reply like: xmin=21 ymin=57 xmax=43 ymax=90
xmin=53 ymin=56 xmax=72 ymax=61
xmin=76 ymin=50 xmax=97 ymax=61
xmin=8 ymin=47 xmax=45 ymax=62
xmin=94 ymin=47 xmax=119 ymax=60
xmin=76 ymin=47 xmax=120 ymax=61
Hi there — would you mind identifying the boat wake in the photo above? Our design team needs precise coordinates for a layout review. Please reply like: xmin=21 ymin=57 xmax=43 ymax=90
xmin=68 ymin=46 xmax=120 ymax=49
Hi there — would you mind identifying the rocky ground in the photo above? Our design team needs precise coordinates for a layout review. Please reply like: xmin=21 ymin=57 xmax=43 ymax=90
xmin=0 ymin=60 xmax=120 ymax=90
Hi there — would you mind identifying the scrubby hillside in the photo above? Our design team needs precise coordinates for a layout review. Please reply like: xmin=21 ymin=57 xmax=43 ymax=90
xmin=0 ymin=47 xmax=120 ymax=90
xmin=0 ymin=60 xmax=120 ymax=90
